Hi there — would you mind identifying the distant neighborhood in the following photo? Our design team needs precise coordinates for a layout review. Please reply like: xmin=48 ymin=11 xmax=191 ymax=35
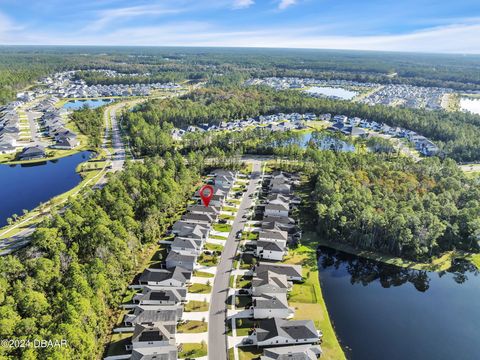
xmin=0 ymin=69 xmax=182 ymax=161
xmin=246 ymin=77 xmax=452 ymax=111
xmin=172 ymin=112 xmax=440 ymax=157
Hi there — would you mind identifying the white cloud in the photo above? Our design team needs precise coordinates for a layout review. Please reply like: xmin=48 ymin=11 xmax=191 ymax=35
xmin=232 ymin=0 xmax=254 ymax=9
xmin=88 ymin=4 xmax=185 ymax=31
xmin=278 ymin=0 xmax=297 ymax=10
xmin=3 ymin=12 xmax=480 ymax=54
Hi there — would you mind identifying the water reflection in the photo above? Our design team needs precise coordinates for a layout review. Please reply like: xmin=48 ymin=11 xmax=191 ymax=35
xmin=317 ymin=246 xmax=480 ymax=360
xmin=318 ymin=246 xmax=478 ymax=292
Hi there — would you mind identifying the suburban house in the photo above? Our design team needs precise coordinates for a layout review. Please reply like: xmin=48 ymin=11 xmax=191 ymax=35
xmin=260 ymin=344 xmax=322 ymax=360
xmin=138 ymin=267 xmax=191 ymax=287
xmin=256 ymin=240 xmax=286 ymax=261
xmin=123 ymin=305 xmax=182 ymax=327
xmin=253 ymin=318 xmax=320 ymax=347
xmin=170 ymin=237 xmax=203 ymax=255
xmin=126 ymin=322 xmax=175 ymax=351
xmin=17 ymin=145 xmax=46 ymax=160
xmin=254 ymin=263 xmax=303 ymax=282
xmin=171 ymin=222 xmax=209 ymax=240
xmin=165 ymin=250 xmax=197 ymax=271
xmin=264 ymin=203 xmax=289 ymax=217
xmin=130 ymin=344 xmax=178 ymax=360
xmin=181 ymin=212 xmax=215 ymax=225
xmin=252 ymin=293 xmax=293 ymax=319
xmin=132 ymin=286 xmax=187 ymax=306
xmin=252 ymin=270 xmax=291 ymax=297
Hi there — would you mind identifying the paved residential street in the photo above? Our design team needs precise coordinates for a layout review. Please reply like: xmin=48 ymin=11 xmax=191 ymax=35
xmin=208 ymin=160 xmax=261 ymax=360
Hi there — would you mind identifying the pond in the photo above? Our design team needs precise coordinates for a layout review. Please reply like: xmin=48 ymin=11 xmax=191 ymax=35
xmin=63 ymin=98 xmax=114 ymax=110
xmin=460 ymin=97 xmax=480 ymax=115
xmin=0 ymin=151 xmax=92 ymax=227
xmin=301 ymin=132 xmax=355 ymax=152
xmin=305 ymin=86 xmax=358 ymax=100
xmin=318 ymin=246 xmax=480 ymax=360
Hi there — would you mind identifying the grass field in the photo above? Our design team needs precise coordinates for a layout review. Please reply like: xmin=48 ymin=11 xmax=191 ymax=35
xmin=188 ymin=283 xmax=212 ymax=294
xmin=193 ymin=270 xmax=215 ymax=278
xmin=179 ymin=343 xmax=208 ymax=358
xmin=213 ymin=223 xmax=232 ymax=233
xmin=177 ymin=320 xmax=208 ymax=333
xmin=184 ymin=300 xmax=210 ymax=312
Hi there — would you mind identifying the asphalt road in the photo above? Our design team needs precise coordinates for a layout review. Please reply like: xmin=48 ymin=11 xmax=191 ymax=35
xmin=208 ymin=160 xmax=261 ymax=360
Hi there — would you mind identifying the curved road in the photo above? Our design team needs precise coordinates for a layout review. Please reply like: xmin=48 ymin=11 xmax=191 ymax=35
xmin=208 ymin=160 xmax=261 ymax=360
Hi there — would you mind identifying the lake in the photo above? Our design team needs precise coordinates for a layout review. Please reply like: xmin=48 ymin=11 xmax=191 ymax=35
xmin=460 ymin=97 xmax=480 ymax=115
xmin=63 ymin=98 xmax=114 ymax=110
xmin=0 ymin=151 xmax=91 ymax=227
xmin=318 ymin=246 xmax=480 ymax=360
xmin=305 ymin=86 xmax=358 ymax=100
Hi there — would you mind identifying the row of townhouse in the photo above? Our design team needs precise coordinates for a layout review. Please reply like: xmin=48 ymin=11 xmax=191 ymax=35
xmin=0 ymin=102 xmax=22 ymax=154
xmin=171 ymin=112 xmax=313 ymax=139
xmin=239 ymin=171 xmax=322 ymax=359
xmin=106 ymin=169 xmax=237 ymax=360
xmin=34 ymin=97 xmax=80 ymax=150
xmin=326 ymin=113 xmax=440 ymax=156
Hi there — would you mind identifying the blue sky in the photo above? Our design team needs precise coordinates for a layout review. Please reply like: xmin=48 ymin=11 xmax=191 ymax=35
xmin=0 ymin=0 xmax=480 ymax=53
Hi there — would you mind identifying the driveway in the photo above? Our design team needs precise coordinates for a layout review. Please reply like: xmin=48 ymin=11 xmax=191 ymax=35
xmin=208 ymin=160 xmax=261 ymax=360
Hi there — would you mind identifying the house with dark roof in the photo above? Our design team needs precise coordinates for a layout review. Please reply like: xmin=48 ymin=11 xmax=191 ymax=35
xmin=260 ymin=344 xmax=322 ymax=360
xmin=17 ymin=145 xmax=45 ymax=160
xmin=126 ymin=322 xmax=175 ymax=352
xmin=123 ymin=305 xmax=182 ymax=327
xmin=138 ymin=267 xmax=191 ymax=287
xmin=253 ymin=318 xmax=320 ymax=347
xmin=256 ymin=240 xmax=286 ymax=261
xmin=171 ymin=222 xmax=209 ymax=239
xmin=181 ymin=212 xmax=215 ymax=225
xmin=255 ymin=263 xmax=303 ymax=282
xmin=132 ymin=286 xmax=187 ymax=306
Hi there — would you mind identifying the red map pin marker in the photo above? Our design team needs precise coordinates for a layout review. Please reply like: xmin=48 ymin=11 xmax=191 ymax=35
xmin=199 ymin=184 xmax=214 ymax=207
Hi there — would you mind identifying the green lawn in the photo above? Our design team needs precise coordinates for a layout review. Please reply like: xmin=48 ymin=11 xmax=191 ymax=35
xmin=228 ymin=347 xmax=262 ymax=360
xmin=219 ymin=214 xmax=235 ymax=221
xmin=184 ymin=300 xmax=209 ymax=312
xmin=193 ymin=270 xmax=215 ymax=278
xmin=204 ymin=242 xmax=224 ymax=252
xmin=179 ymin=343 xmax=208 ymax=358
xmin=227 ymin=318 xmax=255 ymax=336
xmin=213 ymin=223 xmax=232 ymax=233
xmin=209 ymin=234 xmax=228 ymax=240
xmin=188 ymin=283 xmax=212 ymax=294
xmin=222 ymin=206 xmax=238 ymax=212
xmin=198 ymin=253 xmax=219 ymax=267
xmin=235 ymin=275 xmax=252 ymax=289
xmin=177 ymin=320 xmax=208 ymax=333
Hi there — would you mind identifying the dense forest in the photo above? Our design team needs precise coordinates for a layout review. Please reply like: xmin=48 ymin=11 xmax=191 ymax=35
xmin=126 ymin=87 xmax=480 ymax=161
xmin=70 ymin=106 xmax=104 ymax=148
xmin=0 ymin=153 xmax=204 ymax=359
xmin=303 ymin=149 xmax=480 ymax=260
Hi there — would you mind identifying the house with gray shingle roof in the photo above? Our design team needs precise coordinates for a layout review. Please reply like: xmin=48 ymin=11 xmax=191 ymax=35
xmin=133 ymin=286 xmax=187 ymax=306
xmin=252 ymin=293 xmax=293 ymax=319
xmin=165 ymin=250 xmax=197 ymax=271
xmin=138 ymin=267 xmax=191 ymax=287
xmin=254 ymin=318 xmax=320 ymax=347
xmin=260 ymin=344 xmax=322 ymax=360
